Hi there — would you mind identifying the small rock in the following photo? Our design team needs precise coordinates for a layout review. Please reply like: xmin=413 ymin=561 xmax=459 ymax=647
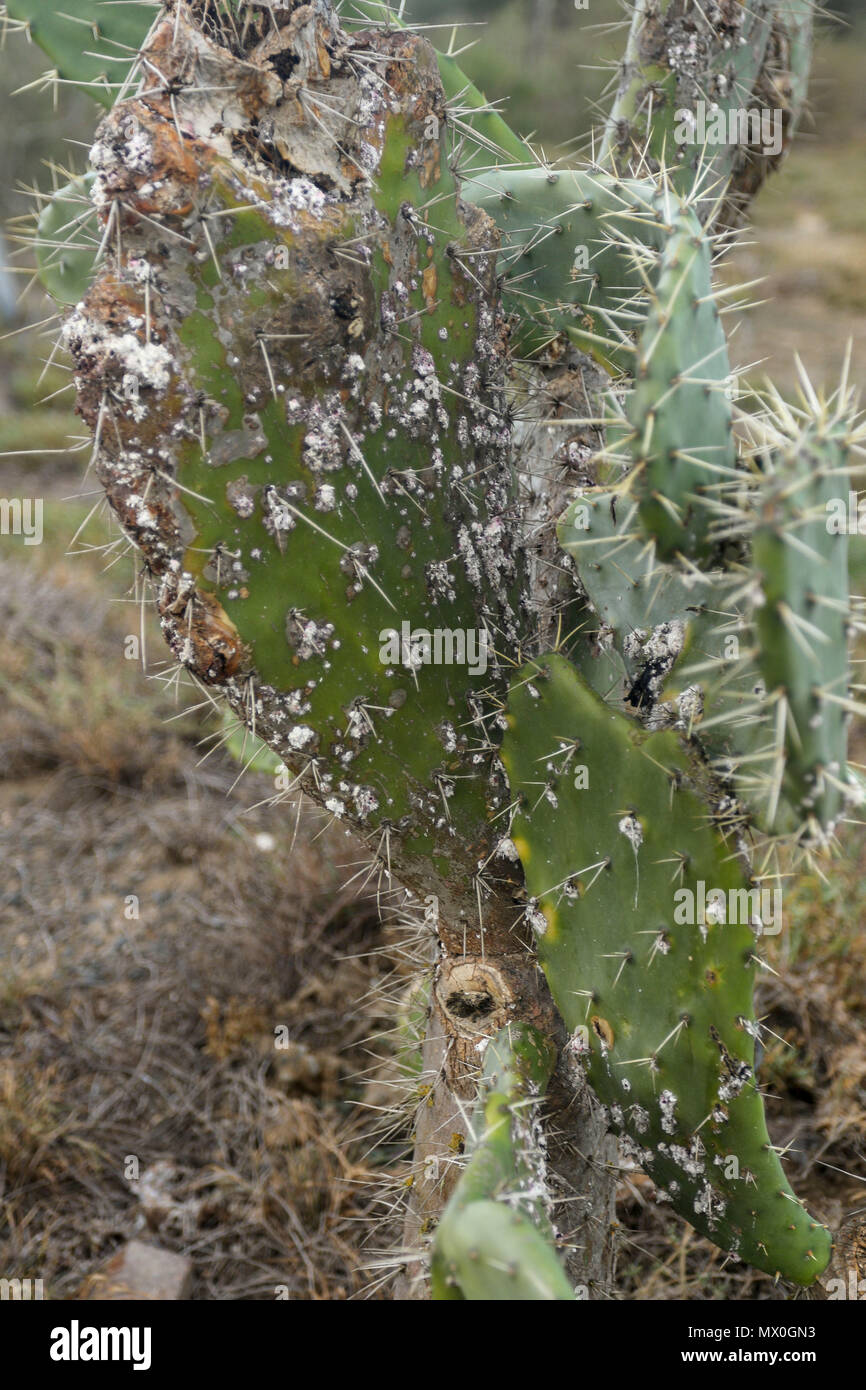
xmin=79 ymin=1241 xmax=192 ymax=1301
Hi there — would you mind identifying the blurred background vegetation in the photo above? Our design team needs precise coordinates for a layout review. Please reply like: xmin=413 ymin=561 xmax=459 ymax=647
xmin=0 ymin=0 xmax=865 ymax=1301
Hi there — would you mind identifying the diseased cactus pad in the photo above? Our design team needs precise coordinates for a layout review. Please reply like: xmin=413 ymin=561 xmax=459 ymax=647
xmin=431 ymin=1023 xmax=575 ymax=1301
xmin=502 ymin=654 xmax=831 ymax=1284
xmin=64 ymin=3 xmax=527 ymax=900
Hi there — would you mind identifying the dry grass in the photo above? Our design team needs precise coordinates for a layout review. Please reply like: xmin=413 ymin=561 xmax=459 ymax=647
xmin=0 ymin=521 xmax=416 ymax=1300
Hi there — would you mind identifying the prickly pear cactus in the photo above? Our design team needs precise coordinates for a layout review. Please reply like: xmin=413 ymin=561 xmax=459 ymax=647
xmin=18 ymin=0 xmax=864 ymax=1299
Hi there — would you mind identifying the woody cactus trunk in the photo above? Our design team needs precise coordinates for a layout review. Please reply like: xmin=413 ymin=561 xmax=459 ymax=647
xmin=13 ymin=0 xmax=866 ymax=1298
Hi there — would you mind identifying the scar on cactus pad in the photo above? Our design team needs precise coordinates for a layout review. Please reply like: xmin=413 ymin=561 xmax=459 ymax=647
xmin=13 ymin=0 xmax=866 ymax=1296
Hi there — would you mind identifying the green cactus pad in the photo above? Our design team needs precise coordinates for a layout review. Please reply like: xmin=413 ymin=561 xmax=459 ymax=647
xmin=432 ymin=1199 xmax=576 ymax=1301
xmin=460 ymin=165 xmax=672 ymax=372
xmin=558 ymin=489 xmax=702 ymax=653
xmin=501 ymin=653 xmax=832 ymax=1285
xmin=459 ymin=164 xmax=738 ymax=428
xmin=35 ymin=173 xmax=99 ymax=304
xmin=557 ymin=490 xmax=777 ymax=823
xmin=626 ymin=210 xmax=736 ymax=560
xmin=431 ymin=1022 xmax=575 ymax=1301
xmin=751 ymin=422 xmax=853 ymax=839
xmin=557 ymin=475 xmax=853 ymax=843
xmin=6 ymin=0 xmax=157 ymax=106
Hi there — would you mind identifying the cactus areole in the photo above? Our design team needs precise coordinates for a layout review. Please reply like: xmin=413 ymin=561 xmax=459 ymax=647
xmin=21 ymin=0 xmax=866 ymax=1296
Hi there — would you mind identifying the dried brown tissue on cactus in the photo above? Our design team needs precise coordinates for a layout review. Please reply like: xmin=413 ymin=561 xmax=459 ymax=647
xmin=11 ymin=0 xmax=866 ymax=1302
